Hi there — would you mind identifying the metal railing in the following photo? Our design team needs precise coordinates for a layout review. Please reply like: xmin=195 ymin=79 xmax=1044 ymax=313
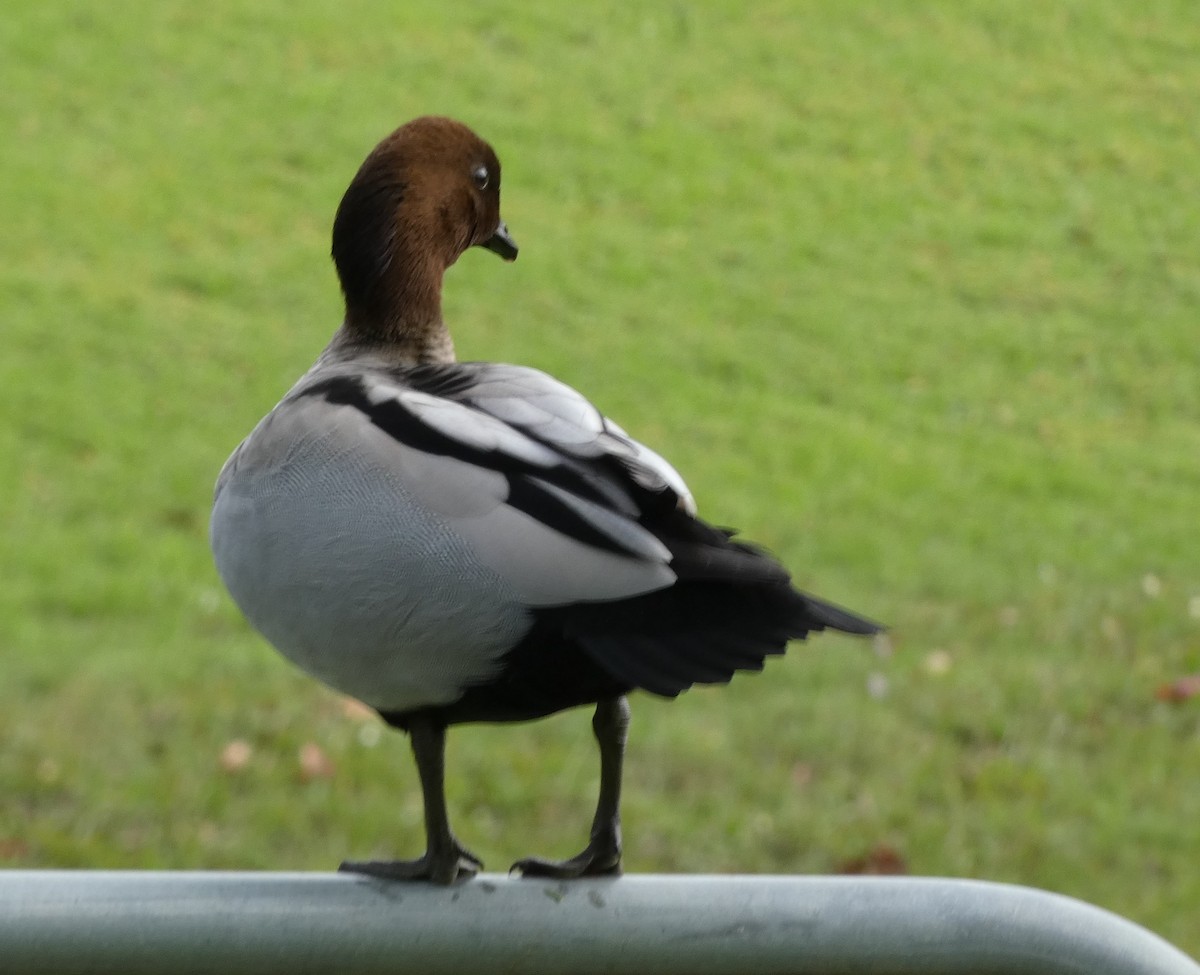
xmin=1 ymin=871 xmax=1196 ymax=974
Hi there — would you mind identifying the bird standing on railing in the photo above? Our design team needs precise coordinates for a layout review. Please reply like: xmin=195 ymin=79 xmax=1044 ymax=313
xmin=210 ymin=116 xmax=881 ymax=885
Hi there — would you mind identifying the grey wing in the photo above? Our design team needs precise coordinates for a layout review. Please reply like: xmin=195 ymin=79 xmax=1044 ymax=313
xmin=291 ymin=365 xmax=683 ymax=608
xmin=421 ymin=363 xmax=697 ymax=514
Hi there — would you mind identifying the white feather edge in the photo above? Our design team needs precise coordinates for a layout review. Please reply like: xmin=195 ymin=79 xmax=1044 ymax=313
xmin=450 ymin=364 xmax=698 ymax=514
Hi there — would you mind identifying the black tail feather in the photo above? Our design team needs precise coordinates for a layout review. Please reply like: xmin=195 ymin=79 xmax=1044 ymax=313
xmin=547 ymin=508 xmax=884 ymax=696
xmin=443 ymin=507 xmax=884 ymax=720
xmin=542 ymin=574 xmax=869 ymax=698
xmin=798 ymin=592 xmax=884 ymax=636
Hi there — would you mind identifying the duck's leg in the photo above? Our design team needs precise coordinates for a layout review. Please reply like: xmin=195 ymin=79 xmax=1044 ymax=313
xmin=512 ymin=695 xmax=629 ymax=879
xmin=340 ymin=714 xmax=482 ymax=885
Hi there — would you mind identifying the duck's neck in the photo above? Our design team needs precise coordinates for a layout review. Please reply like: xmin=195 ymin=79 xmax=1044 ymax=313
xmin=331 ymin=262 xmax=457 ymax=366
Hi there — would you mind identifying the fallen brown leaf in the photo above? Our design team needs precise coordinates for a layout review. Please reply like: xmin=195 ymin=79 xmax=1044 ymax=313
xmin=0 ymin=838 xmax=30 ymax=860
xmin=838 ymin=843 xmax=908 ymax=875
xmin=299 ymin=742 xmax=336 ymax=781
xmin=791 ymin=762 xmax=814 ymax=789
xmin=1155 ymin=674 xmax=1200 ymax=703
xmin=339 ymin=696 xmax=376 ymax=722
xmin=219 ymin=739 xmax=253 ymax=774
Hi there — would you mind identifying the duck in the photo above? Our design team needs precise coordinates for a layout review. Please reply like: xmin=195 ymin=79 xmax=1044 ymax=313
xmin=210 ymin=115 xmax=882 ymax=885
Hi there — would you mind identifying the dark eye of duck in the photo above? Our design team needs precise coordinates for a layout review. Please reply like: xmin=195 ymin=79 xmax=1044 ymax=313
xmin=471 ymin=164 xmax=490 ymax=190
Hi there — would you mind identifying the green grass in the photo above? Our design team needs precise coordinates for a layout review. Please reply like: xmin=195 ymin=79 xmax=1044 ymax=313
xmin=3 ymin=0 xmax=1199 ymax=956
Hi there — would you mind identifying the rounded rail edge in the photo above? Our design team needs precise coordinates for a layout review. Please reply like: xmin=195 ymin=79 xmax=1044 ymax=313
xmin=0 ymin=871 xmax=1195 ymax=975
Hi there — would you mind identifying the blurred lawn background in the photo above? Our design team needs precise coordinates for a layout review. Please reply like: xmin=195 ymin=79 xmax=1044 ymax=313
xmin=2 ymin=0 xmax=1198 ymax=954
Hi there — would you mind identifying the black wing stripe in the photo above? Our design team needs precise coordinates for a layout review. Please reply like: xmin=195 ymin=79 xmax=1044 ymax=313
xmin=401 ymin=364 xmax=682 ymax=516
xmin=306 ymin=375 xmax=649 ymax=559
xmin=505 ymin=477 xmax=637 ymax=557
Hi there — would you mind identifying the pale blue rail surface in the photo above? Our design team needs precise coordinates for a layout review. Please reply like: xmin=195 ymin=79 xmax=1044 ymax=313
xmin=0 ymin=872 xmax=1196 ymax=975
